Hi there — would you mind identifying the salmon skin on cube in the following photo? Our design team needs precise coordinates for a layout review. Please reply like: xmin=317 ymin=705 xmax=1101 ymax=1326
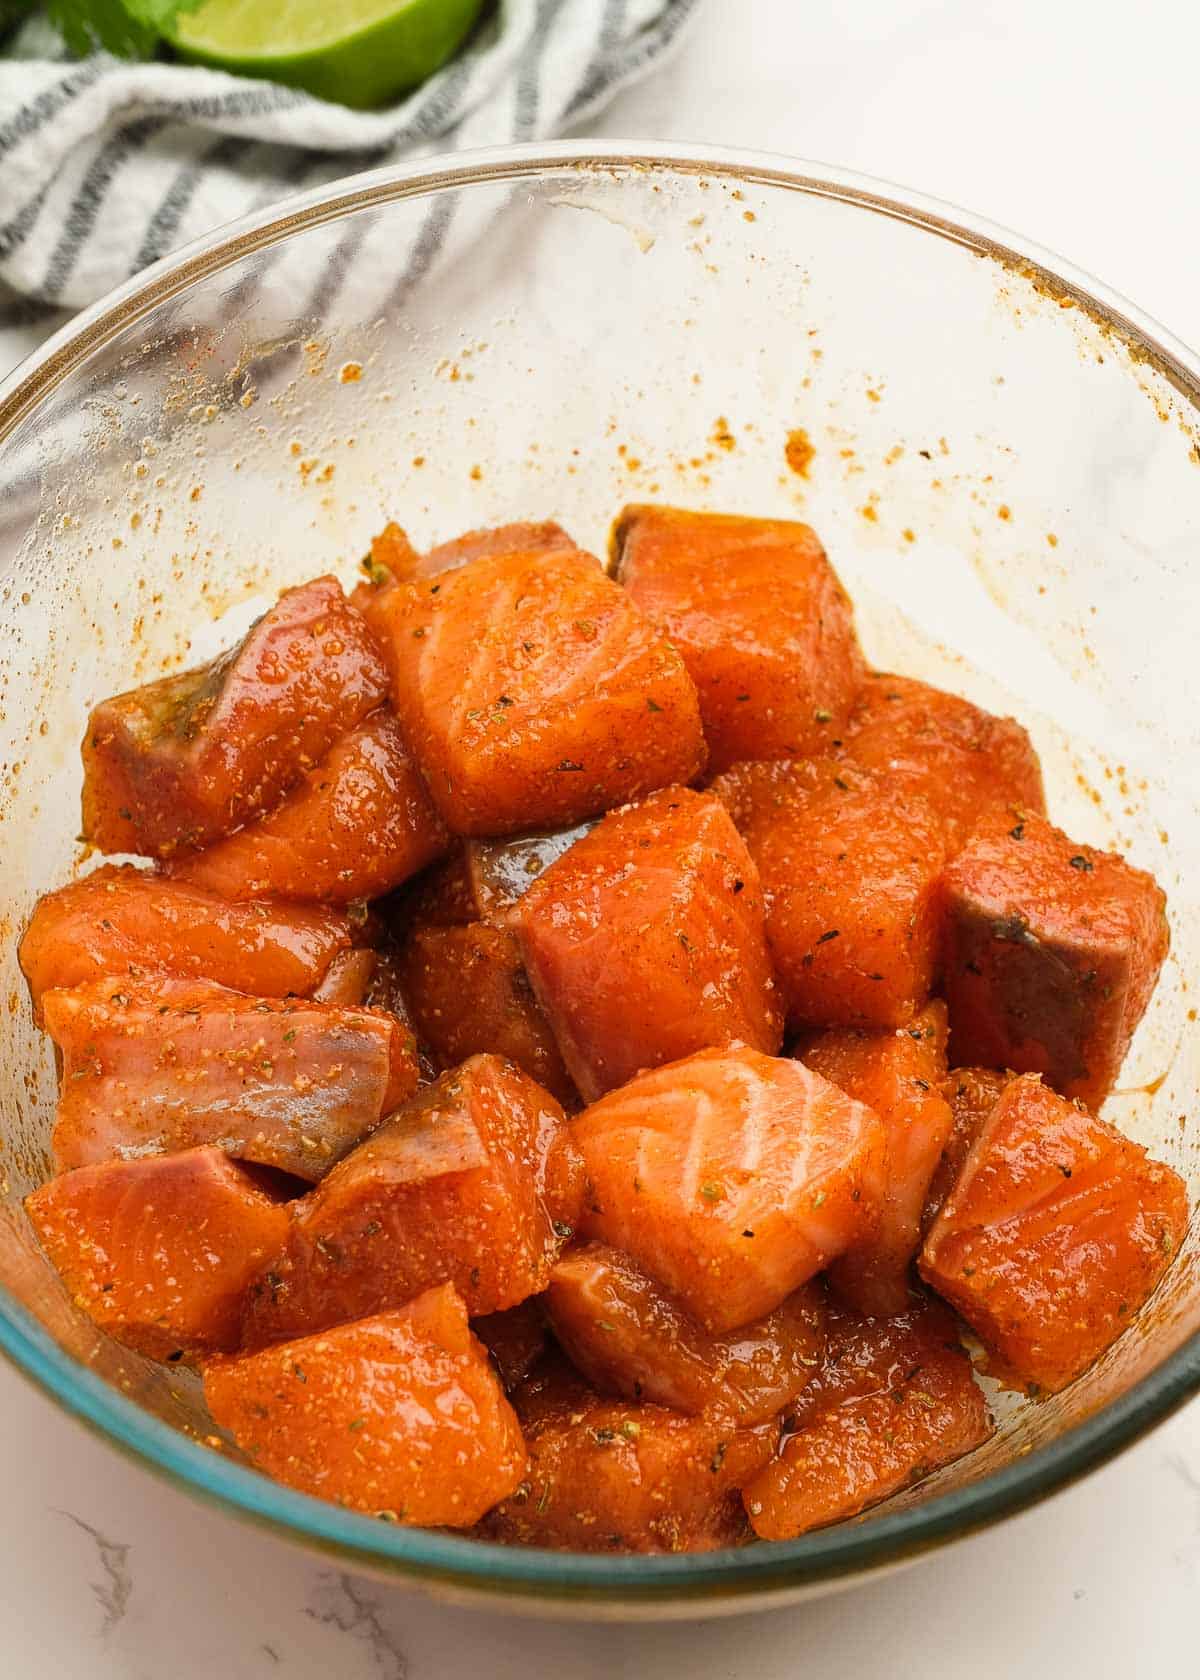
xmin=571 ymin=1045 xmax=885 ymax=1334
xmin=919 ymin=1074 xmax=1188 ymax=1393
xmin=398 ymin=823 xmax=594 ymax=935
xmin=398 ymin=921 xmax=577 ymax=1107
xmin=841 ymin=673 xmax=1045 ymax=853
xmin=516 ymin=787 xmax=782 ymax=1102
xmin=168 ymin=710 xmax=448 ymax=904
xmin=82 ymin=576 xmax=388 ymax=859
xmin=46 ymin=977 xmax=418 ymax=1182
xmin=205 ymin=1286 xmax=526 ymax=1525
xmin=743 ymin=1297 xmax=991 ymax=1539
xmin=710 ymin=759 xmax=945 ymax=1030
xmin=922 ymin=1067 xmax=1013 ymax=1233
xmin=19 ymin=865 xmax=355 ymax=1022
xmin=939 ymin=809 xmax=1169 ymax=1108
xmin=26 ymin=1147 xmax=290 ymax=1361
xmin=473 ymin=1300 xmax=548 ymax=1391
xmin=546 ymin=1241 xmax=825 ymax=1425
xmin=798 ymin=1001 xmax=954 ymax=1316
xmin=481 ymin=1354 xmax=776 ymax=1552
xmin=243 ymin=1054 xmax=581 ymax=1345
xmin=367 ymin=544 xmax=705 ymax=835
xmin=613 ymin=504 xmax=865 ymax=772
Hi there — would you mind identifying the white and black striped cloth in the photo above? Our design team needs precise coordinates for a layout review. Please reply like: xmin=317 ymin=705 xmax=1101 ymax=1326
xmin=0 ymin=0 xmax=700 ymax=355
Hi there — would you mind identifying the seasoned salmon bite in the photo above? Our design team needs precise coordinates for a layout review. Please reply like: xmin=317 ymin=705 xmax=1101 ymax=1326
xmin=205 ymin=1287 xmax=527 ymax=1524
xmin=242 ymin=1054 xmax=581 ymax=1345
xmin=14 ymin=499 xmax=1186 ymax=1552
xmin=26 ymin=1147 xmax=290 ymax=1361
xmin=366 ymin=545 xmax=706 ymax=835
xmin=19 ymin=865 xmax=356 ymax=1019
xmin=516 ymin=787 xmax=782 ymax=1101
xmin=614 ymin=504 xmax=865 ymax=771
xmin=571 ymin=1045 xmax=886 ymax=1334
xmin=45 ymin=978 xmax=419 ymax=1181
xmin=82 ymin=576 xmax=388 ymax=858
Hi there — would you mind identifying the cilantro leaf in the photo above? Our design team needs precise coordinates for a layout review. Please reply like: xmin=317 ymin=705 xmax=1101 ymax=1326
xmin=46 ymin=0 xmax=203 ymax=59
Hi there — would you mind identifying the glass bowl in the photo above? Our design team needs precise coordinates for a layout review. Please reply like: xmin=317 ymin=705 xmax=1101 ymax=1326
xmin=0 ymin=141 xmax=1197 ymax=1620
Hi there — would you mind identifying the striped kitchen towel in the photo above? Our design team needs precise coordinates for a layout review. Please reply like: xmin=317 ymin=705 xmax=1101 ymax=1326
xmin=0 ymin=0 xmax=701 ymax=322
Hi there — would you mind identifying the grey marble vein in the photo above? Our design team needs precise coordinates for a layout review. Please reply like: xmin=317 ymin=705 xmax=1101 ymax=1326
xmin=56 ymin=1511 xmax=132 ymax=1636
xmin=304 ymin=1571 xmax=407 ymax=1680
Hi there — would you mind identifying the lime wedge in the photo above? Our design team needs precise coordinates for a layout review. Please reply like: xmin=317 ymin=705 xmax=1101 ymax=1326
xmin=169 ymin=0 xmax=486 ymax=111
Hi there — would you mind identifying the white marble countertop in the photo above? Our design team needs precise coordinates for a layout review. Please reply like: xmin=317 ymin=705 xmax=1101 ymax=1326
xmin=3 ymin=0 xmax=1200 ymax=1673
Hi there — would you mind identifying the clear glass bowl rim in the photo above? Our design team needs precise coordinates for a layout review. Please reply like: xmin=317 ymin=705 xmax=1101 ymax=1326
xmin=1 ymin=138 xmax=1198 ymax=1607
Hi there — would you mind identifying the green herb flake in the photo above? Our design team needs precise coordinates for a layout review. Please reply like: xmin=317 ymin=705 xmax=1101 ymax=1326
xmin=620 ymin=1420 xmax=641 ymax=1441
xmin=646 ymin=697 xmax=663 ymax=712
xmin=348 ymin=1417 xmax=366 ymax=1432
xmin=700 ymin=1181 xmax=724 ymax=1203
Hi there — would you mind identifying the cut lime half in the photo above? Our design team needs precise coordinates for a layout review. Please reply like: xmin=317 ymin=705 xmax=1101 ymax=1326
xmin=169 ymin=0 xmax=486 ymax=111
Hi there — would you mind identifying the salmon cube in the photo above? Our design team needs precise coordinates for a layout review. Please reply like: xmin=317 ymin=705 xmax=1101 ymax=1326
xmin=473 ymin=1300 xmax=548 ymax=1390
xmin=19 ymin=865 xmax=355 ymax=1021
xmin=516 ymin=787 xmax=782 ymax=1102
xmin=798 ymin=1001 xmax=953 ymax=1316
xmin=922 ymin=1067 xmax=1014 ymax=1233
xmin=168 ymin=710 xmax=448 ymax=904
xmin=546 ymin=1242 xmax=825 ymax=1425
xmin=572 ymin=1045 xmax=885 ymax=1333
xmin=243 ymin=1054 xmax=578 ymax=1344
xmin=367 ymin=546 xmax=705 ymax=835
xmin=919 ymin=1075 xmax=1188 ymax=1392
xmin=26 ymin=1147 xmax=290 ymax=1361
xmin=613 ymin=505 xmax=865 ymax=772
xmin=46 ymin=977 xmax=418 ymax=1181
xmin=481 ymin=1354 xmax=776 ymax=1552
xmin=397 ymin=921 xmax=576 ymax=1106
xmin=205 ymin=1287 xmax=526 ymax=1524
xmin=841 ymin=674 xmax=1045 ymax=853
xmin=939 ymin=810 xmax=1170 ymax=1107
xmin=710 ymin=759 xmax=945 ymax=1029
xmin=82 ymin=577 xmax=388 ymax=858
xmin=743 ymin=1298 xmax=992 ymax=1538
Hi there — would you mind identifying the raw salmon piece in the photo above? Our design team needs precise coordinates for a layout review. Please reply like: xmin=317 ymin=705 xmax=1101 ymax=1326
xmin=168 ymin=710 xmax=448 ymax=904
xmin=798 ymin=1001 xmax=953 ymax=1316
xmin=546 ymin=1242 xmax=825 ymax=1424
xmin=205 ymin=1286 xmax=526 ymax=1524
xmin=841 ymin=673 xmax=1045 ymax=853
xmin=743 ymin=1297 xmax=991 ymax=1538
xmin=613 ymin=504 xmax=864 ymax=772
xmin=26 ymin=1147 xmax=290 ymax=1361
xmin=243 ymin=1054 xmax=576 ymax=1344
xmin=939 ymin=809 xmax=1169 ymax=1107
xmin=312 ymin=948 xmax=378 ymax=1006
xmin=709 ymin=759 xmax=945 ymax=1029
xmin=921 ymin=1067 xmax=1013 ymax=1233
xmin=368 ymin=546 xmax=705 ymax=835
xmin=473 ymin=1300 xmax=548 ymax=1390
xmin=398 ymin=921 xmax=577 ymax=1107
xmin=481 ymin=1354 xmax=776 ymax=1552
xmin=82 ymin=577 xmax=388 ymax=858
xmin=46 ymin=977 xmax=418 ymax=1181
xmin=919 ymin=1075 xmax=1188 ymax=1392
xmin=516 ymin=787 xmax=782 ymax=1102
xmin=19 ymin=865 xmax=355 ymax=1021
xmin=572 ymin=1045 xmax=886 ymax=1333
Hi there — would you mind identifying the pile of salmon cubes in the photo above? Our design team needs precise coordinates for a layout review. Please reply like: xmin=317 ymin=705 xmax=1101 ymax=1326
xmin=19 ymin=505 xmax=1188 ymax=1552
